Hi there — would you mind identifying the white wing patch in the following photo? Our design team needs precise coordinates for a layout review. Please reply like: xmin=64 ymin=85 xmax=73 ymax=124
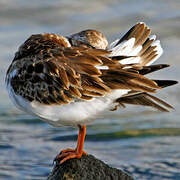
xmin=146 ymin=39 xmax=163 ymax=66
xmin=109 ymin=38 xmax=136 ymax=57
xmin=108 ymin=22 xmax=163 ymax=66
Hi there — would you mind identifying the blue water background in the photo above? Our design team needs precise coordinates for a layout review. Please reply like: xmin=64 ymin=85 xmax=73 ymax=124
xmin=0 ymin=0 xmax=180 ymax=179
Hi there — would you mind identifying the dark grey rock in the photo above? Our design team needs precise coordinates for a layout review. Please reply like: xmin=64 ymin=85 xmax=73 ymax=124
xmin=47 ymin=154 xmax=134 ymax=180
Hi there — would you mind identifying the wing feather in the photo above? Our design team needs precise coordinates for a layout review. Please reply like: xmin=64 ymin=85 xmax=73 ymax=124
xmin=9 ymin=33 xmax=176 ymax=109
xmin=115 ymin=92 xmax=174 ymax=112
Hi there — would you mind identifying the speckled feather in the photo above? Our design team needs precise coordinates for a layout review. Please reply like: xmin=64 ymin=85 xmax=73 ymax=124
xmin=6 ymin=33 xmax=162 ymax=106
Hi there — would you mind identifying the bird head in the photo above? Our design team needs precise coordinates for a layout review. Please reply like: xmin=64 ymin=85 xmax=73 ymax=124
xmin=67 ymin=29 xmax=108 ymax=50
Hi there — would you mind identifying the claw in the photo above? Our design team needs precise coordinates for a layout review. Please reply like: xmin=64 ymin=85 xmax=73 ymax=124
xmin=59 ymin=152 xmax=82 ymax=164
xmin=55 ymin=149 xmax=87 ymax=163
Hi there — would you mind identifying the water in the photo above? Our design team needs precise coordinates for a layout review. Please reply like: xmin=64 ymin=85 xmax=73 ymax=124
xmin=0 ymin=0 xmax=180 ymax=179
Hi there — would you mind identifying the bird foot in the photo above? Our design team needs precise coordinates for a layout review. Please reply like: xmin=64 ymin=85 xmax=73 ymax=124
xmin=54 ymin=148 xmax=87 ymax=164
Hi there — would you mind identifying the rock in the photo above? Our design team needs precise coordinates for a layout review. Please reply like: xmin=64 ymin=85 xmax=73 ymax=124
xmin=47 ymin=154 xmax=134 ymax=180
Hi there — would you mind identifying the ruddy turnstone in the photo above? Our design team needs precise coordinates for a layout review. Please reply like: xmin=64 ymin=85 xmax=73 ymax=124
xmin=6 ymin=22 xmax=177 ymax=164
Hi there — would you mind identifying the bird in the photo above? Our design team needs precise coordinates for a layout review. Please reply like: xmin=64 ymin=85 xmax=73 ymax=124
xmin=6 ymin=22 xmax=178 ymax=164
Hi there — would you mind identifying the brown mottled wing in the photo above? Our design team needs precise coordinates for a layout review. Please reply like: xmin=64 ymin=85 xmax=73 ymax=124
xmin=8 ymin=34 xmax=113 ymax=105
xmin=9 ymin=33 xmax=167 ymax=106
xmin=100 ymin=69 xmax=160 ymax=93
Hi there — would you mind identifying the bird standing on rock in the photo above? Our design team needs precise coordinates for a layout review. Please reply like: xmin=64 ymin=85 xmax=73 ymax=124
xmin=6 ymin=22 xmax=177 ymax=164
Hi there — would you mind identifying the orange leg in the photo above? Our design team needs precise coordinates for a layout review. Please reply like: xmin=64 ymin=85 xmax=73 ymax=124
xmin=55 ymin=125 xmax=87 ymax=164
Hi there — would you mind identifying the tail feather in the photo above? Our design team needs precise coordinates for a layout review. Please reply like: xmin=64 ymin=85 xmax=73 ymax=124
xmin=138 ymin=64 xmax=170 ymax=75
xmin=114 ymin=92 xmax=173 ymax=112
xmin=113 ymin=79 xmax=177 ymax=112
xmin=154 ymin=80 xmax=178 ymax=88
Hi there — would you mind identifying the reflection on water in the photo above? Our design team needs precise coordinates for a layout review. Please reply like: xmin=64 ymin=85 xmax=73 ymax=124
xmin=0 ymin=0 xmax=180 ymax=179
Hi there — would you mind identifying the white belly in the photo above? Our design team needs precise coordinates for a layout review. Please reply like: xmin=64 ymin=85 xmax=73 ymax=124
xmin=7 ymin=82 xmax=128 ymax=127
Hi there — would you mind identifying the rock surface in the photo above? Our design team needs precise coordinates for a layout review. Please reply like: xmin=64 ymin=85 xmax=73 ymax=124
xmin=47 ymin=154 xmax=134 ymax=180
